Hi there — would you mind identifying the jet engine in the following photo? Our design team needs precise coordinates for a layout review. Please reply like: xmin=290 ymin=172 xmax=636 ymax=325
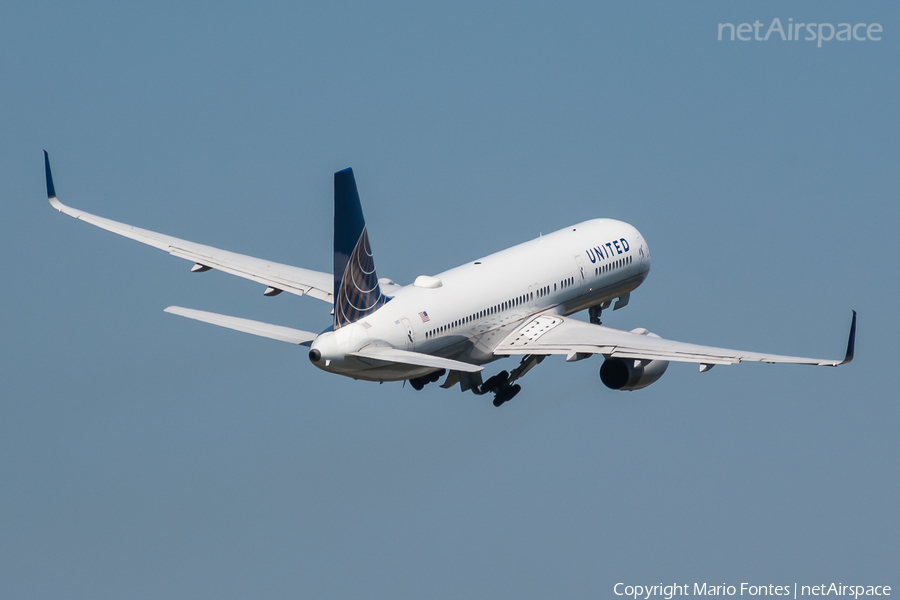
xmin=599 ymin=357 xmax=669 ymax=391
xmin=599 ymin=328 xmax=669 ymax=391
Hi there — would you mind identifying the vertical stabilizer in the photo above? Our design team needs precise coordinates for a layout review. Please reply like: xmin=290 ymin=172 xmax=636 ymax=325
xmin=333 ymin=168 xmax=388 ymax=329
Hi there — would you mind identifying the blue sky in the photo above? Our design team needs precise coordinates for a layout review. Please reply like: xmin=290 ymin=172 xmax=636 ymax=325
xmin=2 ymin=1 xmax=897 ymax=598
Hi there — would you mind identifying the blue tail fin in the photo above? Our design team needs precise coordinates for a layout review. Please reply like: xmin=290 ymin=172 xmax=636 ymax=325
xmin=333 ymin=168 xmax=389 ymax=329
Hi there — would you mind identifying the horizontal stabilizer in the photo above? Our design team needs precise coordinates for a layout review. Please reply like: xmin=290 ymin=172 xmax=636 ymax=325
xmin=349 ymin=346 xmax=483 ymax=373
xmin=164 ymin=306 xmax=318 ymax=346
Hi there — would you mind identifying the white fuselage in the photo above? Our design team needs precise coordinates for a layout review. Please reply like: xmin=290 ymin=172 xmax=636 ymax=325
xmin=309 ymin=219 xmax=650 ymax=381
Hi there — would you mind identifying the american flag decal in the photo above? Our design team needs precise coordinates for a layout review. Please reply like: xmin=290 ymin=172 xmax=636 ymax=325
xmin=419 ymin=311 xmax=430 ymax=323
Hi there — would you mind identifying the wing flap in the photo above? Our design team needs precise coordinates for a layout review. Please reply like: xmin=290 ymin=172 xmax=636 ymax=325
xmin=164 ymin=306 xmax=318 ymax=345
xmin=167 ymin=246 xmax=332 ymax=301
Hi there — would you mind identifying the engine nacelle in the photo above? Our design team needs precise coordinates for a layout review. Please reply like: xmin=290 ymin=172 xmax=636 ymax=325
xmin=599 ymin=328 xmax=669 ymax=391
xmin=599 ymin=357 xmax=669 ymax=391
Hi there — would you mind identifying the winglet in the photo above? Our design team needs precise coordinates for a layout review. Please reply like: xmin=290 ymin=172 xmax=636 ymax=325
xmin=839 ymin=310 xmax=857 ymax=365
xmin=43 ymin=150 xmax=56 ymax=198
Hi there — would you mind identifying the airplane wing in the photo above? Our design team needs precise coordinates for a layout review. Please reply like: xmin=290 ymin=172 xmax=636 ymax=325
xmin=42 ymin=151 xmax=334 ymax=303
xmin=493 ymin=312 xmax=856 ymax=368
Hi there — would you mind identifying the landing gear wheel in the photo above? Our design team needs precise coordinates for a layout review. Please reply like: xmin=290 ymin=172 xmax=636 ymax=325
xmin=491 ymin=384 xmax=522 ymax=407
xmin=408 ymin=369 xmax=446 ymax=392
xmin=480 ymin=371 xmax=509 ymax=394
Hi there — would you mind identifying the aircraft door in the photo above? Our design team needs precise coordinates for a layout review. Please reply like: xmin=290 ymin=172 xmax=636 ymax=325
xmin=528 ymin=284 xmax=534 ymax=307
xmin=574 ymin=255 xmax=586 ymax=290
xmin=401 ymin=317 xmax=415 ymax=349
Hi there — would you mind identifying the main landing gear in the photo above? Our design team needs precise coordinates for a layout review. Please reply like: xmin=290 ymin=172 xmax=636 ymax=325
xmin=478 ymin=354 xmax=545 ymax=407
xmin=479 ymin=371 xmax=521 ymax=407
xmin=407 ymin=354 xmax=545 ymax=407
xmin=409 ymin=369 xmax=445 ymax=391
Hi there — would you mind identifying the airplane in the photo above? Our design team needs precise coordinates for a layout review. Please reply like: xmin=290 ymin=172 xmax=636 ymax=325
xmin=41 ymin=151 xmax=856 ymax=406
